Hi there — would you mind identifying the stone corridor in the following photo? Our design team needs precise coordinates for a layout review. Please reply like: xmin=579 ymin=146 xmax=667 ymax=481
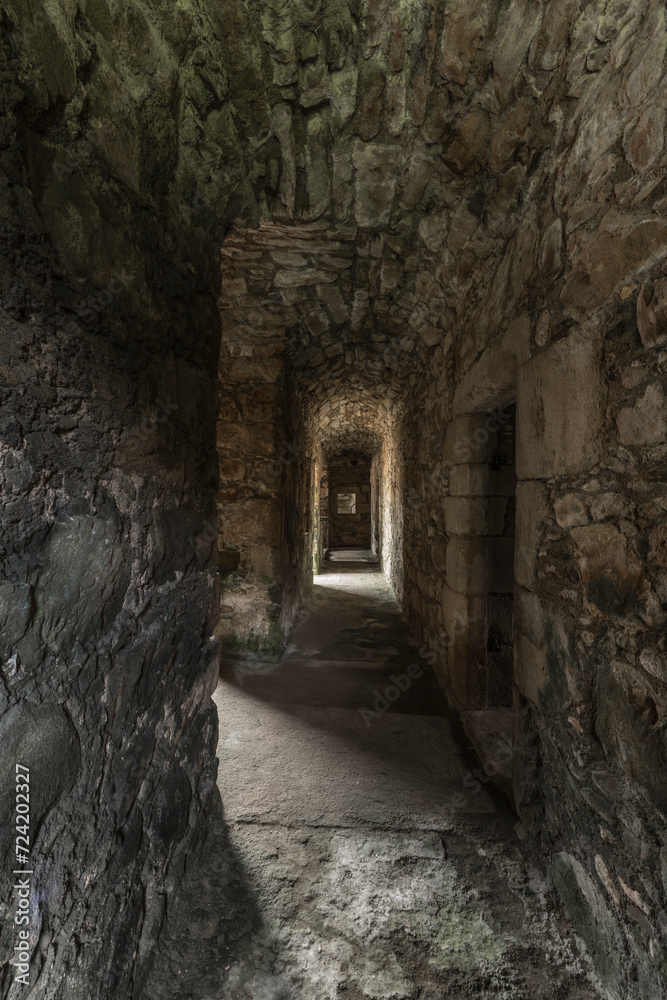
xmin=142 ymin=552 xmax=604 ymax=1000
xmin=2 ymin=1 xmax=667 ymax=998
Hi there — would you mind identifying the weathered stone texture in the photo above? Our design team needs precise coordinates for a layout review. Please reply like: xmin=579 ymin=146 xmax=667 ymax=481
xmin=517 ymin=334 xmax=605 ymax=479
xmin=4 ymin=0 xmax=667 ymax=996
xmin=0 ymin=3 xmax=226 ymax=997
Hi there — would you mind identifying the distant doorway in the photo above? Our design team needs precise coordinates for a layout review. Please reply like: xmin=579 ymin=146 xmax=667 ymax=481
xmin=327 ymin=450 xmax=372 ymax=551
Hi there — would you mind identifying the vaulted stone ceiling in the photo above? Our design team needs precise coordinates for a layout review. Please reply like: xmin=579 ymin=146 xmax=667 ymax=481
xmin=11 ymin=0 xmax=663 ymax=412
xmin=217 ymin=0 xmax=498 ymax=405
xmin=215 ymin=0 xmax=667 ymax=425
xmin=314 ymin=392 xmax=395 ymax=456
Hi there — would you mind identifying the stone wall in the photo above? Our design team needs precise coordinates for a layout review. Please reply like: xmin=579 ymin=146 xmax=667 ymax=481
xmin=318 ymin=451 xmax=329 ymax=567
xmin=393 ymin=3 xmax=667 ymax=994
xmin=378 ymin=414 xmax=405 ymax=603
xmin=216 ymin=280 xmax=287 ymax=658
xmin=327 ymin=451 xmax=372 ymax=549
xmin=280 ymin=366 xmax=315 ymax=641
xmin=0 ymin=2 xmax=236 ymax=996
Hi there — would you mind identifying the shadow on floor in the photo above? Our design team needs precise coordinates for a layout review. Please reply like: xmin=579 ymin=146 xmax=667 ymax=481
xmin=138 ymin=792 xmax=261 ymax=1000
xmin=214 ymin=675 xmax=509 ymax=831
xmin=209 ymin=555 xmax=605 ymax=1000
xmin=217 ymin=553 xmax=490 ymax=803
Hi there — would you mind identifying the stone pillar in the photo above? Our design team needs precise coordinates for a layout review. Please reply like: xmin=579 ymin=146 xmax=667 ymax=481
xmin=513 ymin=330 xmax=604 ymax=814
xmin=440 ymin=414 xmax=490 ymax=709
xmin=216 ymin=329 xmax=287 ymax=659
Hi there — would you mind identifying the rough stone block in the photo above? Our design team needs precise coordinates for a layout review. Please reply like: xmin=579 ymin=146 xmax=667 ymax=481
xmin=217 ymin=421 xmax=246 ymax=453
xmin=419 ymin=210 xmax=448 ymax=251
xmin=447 ymin=202 xmax=478 ymax=256
xmin=0 ymin=703 xmax=81 ymax=899
xmin=379 ymin=258 xmax=403 ymax=295
xmin=399 ymin=149 xmax=434 ymax=210
xmin=554 ymin=493 xmax=589 ymax=528
xmin=332 ymin=145 xmax=354 ymax=219
xmin=625 ymin=103 xmax=665 ymax=174
xmin=446 ymin=536 xmax=487 ymax=595
xmin=570 ymin=523 xmax=643 ymax=617
xmin=421 ymin=90 xmax=449 ymax=145
xmin=442 ymin=414 xmax=490 ymax=465
xmin=442 ymin=584 xmax=486 ymax=709
xmin=493 ymin=0 xmax=543 ymax=106
xmin=306 ymin=115 xmax=332 ymax=218
xmin=649 ymin=523 xmax=667 ymax=569
xmin=221 ymin=498 xmax=281 ymax=547
xmin=624 ymin=9 xmax=667 ymax=108
xmin=515 ymin=481 xmax=549 ymax=590
xmin=443 ymin=497 xmax=487 ymax=535
xmin=218 ymin=457 xmax=245 ymax=482
xmin=0 ymin=583 xmax=32 ymax=652
xmin=228 ymin=357 xmax=284 ymax=384
xmin=352 ymin=143 xmax=399 ymax=227
xmin=453 ymin=313 xmax=531 ymax=416
xmin=29 ymin=514 xmax=130 ymax=656
xmin=514 ymin=589 xmax=576 ymax=715
xmin=560 ymin=212 xmax=667 ymax=322
xmin=449 ymin=463 xmax=488 ymax=497
xmin=514 ymin=632 xmax=547 ymax=708
xmin=417 ymin=568 xmax=437 ymax=601
xmin=637 ymin=279 xmax=667 ymax=349
xmin=490 ymin=99 xmax=534 ymax=173
xmin=516 ymin=332 xmax=603 ymax=478
xmin=216 ymin=579 xmax=283 ymax=659
xmin=248 ymin=544 xmax=280 ymax=579
xmin=540 ymin=218 xmax=563 ymax=275
xmin=551 ymin=853 xmax=624 ymax=1000
xmin=439 ymin=0 xmax=485 ymax=85
xmin=442 ymin=108 xmax=489 ymax=172
xmin=429 ymin=538 xmax=448 ymax=574
xmin=275 ymin=267 xmax=337 ymax=287
xmin=616 ymin=382 xmax=667 ymax=447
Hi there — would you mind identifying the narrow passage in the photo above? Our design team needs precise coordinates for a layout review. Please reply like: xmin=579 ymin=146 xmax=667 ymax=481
xmin=211 ymin=552 xmax=605 ymax=1000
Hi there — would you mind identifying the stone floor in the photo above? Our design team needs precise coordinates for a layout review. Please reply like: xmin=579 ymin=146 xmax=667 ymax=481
xmin=142 ymin=554 xmax=608 ymax=1000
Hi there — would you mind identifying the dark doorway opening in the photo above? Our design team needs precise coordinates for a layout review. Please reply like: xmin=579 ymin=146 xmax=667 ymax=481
xmin=327 ymin=450 xmax=372 ymax=551
xmin=485 ymin=402 xmax=517 ymax=708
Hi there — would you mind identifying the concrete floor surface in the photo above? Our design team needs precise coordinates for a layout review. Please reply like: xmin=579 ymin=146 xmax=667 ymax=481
xmin=142 ymin=555 xmax=607 ymax=1000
